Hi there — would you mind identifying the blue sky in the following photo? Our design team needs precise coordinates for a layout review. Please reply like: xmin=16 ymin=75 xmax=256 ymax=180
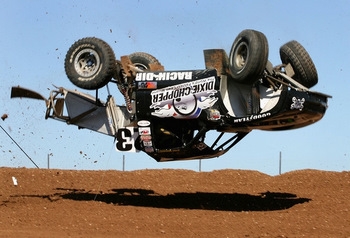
xmin=0 ymin=0 xmax=349 ymax=175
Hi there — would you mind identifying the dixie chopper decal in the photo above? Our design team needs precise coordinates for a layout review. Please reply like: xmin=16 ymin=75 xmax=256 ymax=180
xmin=150 ymin=76 xmax=218 ymax=118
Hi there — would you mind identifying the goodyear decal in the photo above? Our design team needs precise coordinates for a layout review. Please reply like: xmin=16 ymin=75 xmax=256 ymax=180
xmin=233 ymin=113 xmax=271 ymax=123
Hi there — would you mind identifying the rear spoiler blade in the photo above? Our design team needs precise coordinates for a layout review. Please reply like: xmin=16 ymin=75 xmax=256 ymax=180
xmin=11 ymin=86 xmax=47 ymax=101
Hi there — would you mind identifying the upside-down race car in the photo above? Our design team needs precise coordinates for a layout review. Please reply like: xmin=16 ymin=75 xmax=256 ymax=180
xmin=11 ymin=29 xmax=330 ymax=162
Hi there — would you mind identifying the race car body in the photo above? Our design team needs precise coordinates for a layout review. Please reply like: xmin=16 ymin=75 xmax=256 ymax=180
xmin=11 ymin=30 xmax=330 ymax=162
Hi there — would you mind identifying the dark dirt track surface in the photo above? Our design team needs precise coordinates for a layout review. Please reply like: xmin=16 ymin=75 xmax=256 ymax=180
xmin=1 ymin=167 xmax=349 ymax=237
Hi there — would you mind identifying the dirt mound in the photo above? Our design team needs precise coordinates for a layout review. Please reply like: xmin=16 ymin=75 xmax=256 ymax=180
xmin=1 ymin=167 xmax=349 ymax=237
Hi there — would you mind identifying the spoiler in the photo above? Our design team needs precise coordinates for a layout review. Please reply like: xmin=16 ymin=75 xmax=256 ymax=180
xmin=11 ymin=86 xmax=47 ymax=101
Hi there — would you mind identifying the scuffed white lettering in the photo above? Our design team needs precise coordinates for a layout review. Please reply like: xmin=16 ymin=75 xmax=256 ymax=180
xmin=150 ymin=76 xmax=216 ymax=106
xmin=135 ymin=71 xmax=193 ymax=81
xmin=233 ymin=113 xmax=271 ymax=123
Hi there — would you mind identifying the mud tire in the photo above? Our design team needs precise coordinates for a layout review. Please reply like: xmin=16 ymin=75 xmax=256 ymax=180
xmin=128 ymin=52 xmax=162 ymax=70
xmin=65 ymin=37 xmax=116 ymax=90
xmin=279 ymin=40 xmax=318 ymax=88
xmin=229 ymin=29 xmax=269 ymax=84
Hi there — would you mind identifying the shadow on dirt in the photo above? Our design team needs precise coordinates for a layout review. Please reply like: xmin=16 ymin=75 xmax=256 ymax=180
xmin=50 ymin=188 xmax=311 ymax=212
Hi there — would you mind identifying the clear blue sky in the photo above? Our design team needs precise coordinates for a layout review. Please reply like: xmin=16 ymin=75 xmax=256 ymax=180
xmin=0 ymin=0 xmax=349 ymax=175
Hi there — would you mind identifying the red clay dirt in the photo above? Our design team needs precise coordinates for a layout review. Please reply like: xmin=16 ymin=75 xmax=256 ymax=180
xmin=1 ymin=167 xmax=349 ymax=237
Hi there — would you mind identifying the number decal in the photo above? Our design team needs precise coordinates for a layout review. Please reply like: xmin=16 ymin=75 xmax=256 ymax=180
xmin=116 ymin=129 xmax=132 ymax=151
xmin=115 ymin=127 xmax=139 ymax=152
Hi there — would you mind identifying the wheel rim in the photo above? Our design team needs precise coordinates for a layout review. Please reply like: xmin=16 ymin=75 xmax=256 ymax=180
xmin=74 ymin=48 xmax=101 ymax=78
xmin=133 ymin=62 xmax=148 ymax=70
xmin=233 ymin=41 xmax=249 ymax=73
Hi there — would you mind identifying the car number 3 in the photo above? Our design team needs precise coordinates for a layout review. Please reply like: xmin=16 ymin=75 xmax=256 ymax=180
xmin=115 ymin=127 xmax=139 ymax=152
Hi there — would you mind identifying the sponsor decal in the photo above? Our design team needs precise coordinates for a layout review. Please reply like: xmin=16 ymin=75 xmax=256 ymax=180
xmin=136 ymin=71 xmax=193 ymax=81
xmin=144 ymin=146 xmax=154 ymax=153
xmin=138 ymin=81 xmax=157 ymax=89
xmin=150 ymin=76 xmax=218 ymax=119
xmin=233 ymin=113 xmax=271 ymax=123
xmin=207 ymin=109 xmax=221 ymax=121
xmin=143 ymin=141 xmax=153 ymax=147
xmin=138 ymin=127 xmax=151 ymax=135
xmin=137 ymin=120 xmax=151 ymax=127
xmin=140 ymin=135 xmax=152 ymax=142
xmin=138 ymin=124 xmax=154 ymax=152
xmin=290 ymin=97 xmax=305 ymax=111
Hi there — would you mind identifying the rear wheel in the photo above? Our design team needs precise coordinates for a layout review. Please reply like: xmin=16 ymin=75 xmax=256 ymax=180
xmin=229 ymin=29 xmax=269 ymax=84
xmin=279 ymin=40 xmax=318 ymax=88
xmin=128 ymin=52 xmax=162 ymax=70
xmin=65 ymin=37 xmax=116 ymax=90
xmin=119 ymin=52 xmax=162 ymax=112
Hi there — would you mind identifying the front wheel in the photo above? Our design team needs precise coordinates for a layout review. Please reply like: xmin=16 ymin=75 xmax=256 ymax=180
xmin=279 ymin=40 xmax=318 ymax=88
xmin=229 ymin=29 xmax=269 ymax=84
xmin=64 ymin=37 xmax=116 ymax=90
